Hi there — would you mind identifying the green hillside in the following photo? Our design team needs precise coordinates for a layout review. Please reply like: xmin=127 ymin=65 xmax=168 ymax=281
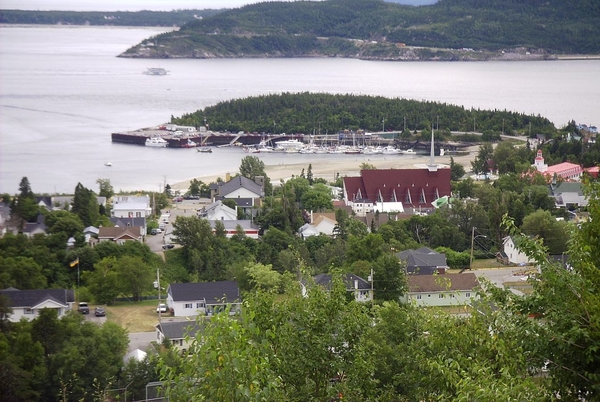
xmin=120 ymin=0 xmax=600 ymax=59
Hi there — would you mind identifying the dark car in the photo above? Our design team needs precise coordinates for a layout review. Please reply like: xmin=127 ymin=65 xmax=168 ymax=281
xmin=94 ymin=307 xmax=106 ymax=317
xmin=162 ymin=243 xmax=175 ymax=250
xmin=78 ymin=302 xmax=89 ymax=314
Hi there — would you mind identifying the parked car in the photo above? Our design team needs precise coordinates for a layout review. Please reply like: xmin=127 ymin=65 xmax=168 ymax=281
xmin=78 ymin=302 xmax=89 ymax=314
xmin=94 ymin=307 xmax=106 ymax=317
xmin=156 ymin=303 xmax=168 ymax=313
xmin=162 ymin=244 xmax=175 ymax=250
xmin=151 ymin=228 xmax=163 ymax=235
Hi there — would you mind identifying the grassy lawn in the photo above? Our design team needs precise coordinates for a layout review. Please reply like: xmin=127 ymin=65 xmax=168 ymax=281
xmin=106 ymin=299 xmax=160 ymax=333
xmin=470 ymin=258 xmax=506 ymax=269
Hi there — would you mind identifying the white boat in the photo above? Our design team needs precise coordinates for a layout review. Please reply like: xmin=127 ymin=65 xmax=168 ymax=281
xmin=104 ymin=162 xmax=112 ymax=167
xmin=197 ymin=147 xmax=212 ymax=153
xmin=274 ymin=138 xmax=305 ymax=151
xmin=145 ymin=137 xmax=168 ymax=147
xmin=382 ymin=146 xmax=399 ymax=155
xmin=143 ymin=67 xmax=168 ymax=76
xmin=401 ymin=149 xmax=417 ymax=155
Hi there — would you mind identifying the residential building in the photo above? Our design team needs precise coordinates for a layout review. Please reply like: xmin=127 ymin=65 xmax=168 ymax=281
xmin=110 ymin=216 xmax=148 ymax=236
xmin=310 ymin=273 xmax=373 ymax=303
xmin=502 ymin=236 xmax=534 ymax=265
xmin=298 ymin=213 xmax=337 ymax=239
xmin=22 ymin=214 xmax=47 ymax=237
xmin=208 ymin=220 xmax=260 ymax=239
xmin=198 ymin=200 xmax=237 ymax=221
xmin=166 ymin=281 xmax=241 ymax=317
xmin=155 ymin=320 xmax=203 ymax=351
xmin=401 ymin=273 xmax=480 ymax=307
xmin=0 ymin=287 xmax=75 ymax=322
xmin=111 ymin=195 xmax=152 ymax=218
xmin=97 ymin=226 xmax=143 ymax=244
xmin=548 ymin=182 xmax=588 ymax=209
xmin=396 ymin=247 xmax=449 ymax=275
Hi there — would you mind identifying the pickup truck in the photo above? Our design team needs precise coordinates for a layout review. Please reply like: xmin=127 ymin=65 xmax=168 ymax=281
xmin=78 ymin=302 xmax=90 ymax=314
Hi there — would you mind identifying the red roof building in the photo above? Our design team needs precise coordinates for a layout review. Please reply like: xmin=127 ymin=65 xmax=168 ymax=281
xmin=343 ymin=168 xmax=451 ymax=216
xmin=532 ymin=150 xmax=583 ymax=181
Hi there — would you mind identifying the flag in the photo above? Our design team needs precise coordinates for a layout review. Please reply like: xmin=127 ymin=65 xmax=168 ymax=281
xmin=70 ymin=258 xmax=79 ymax=268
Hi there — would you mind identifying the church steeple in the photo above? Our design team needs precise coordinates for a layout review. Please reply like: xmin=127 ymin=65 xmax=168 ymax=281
xmin=427 ymin=125 xmax=438 ymax=172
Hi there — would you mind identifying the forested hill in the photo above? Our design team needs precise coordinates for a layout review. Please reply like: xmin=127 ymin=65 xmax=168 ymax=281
xmin=171 ymin=92 xmax=555 ymax=136
xmin=120 ymin=0 xmax=600 ymax=60
xmin=0 ymin=9 xmax=223 ymax=27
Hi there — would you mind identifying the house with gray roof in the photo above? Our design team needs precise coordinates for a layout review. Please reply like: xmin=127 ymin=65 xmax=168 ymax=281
xmin=401 ymin=273 xmax=480 ymax=307
xmin=0 ymin=287 xmax=75 ymax=322
xmin=198 ymin=200 xmax=237 ymax=221
xmin=548 ymin=182 xmax=588 ymax=209
xmin=166 ymin=281 xmax=241 ymax=317
xmin=155 ymin=320 xmax=204 ymax=350
xmin=214 ymin=176 xmax=264 ymax=215
xmin=97 ymin=226 xmax=143 ymax=244
xmin=307 ymin=273 xmax=373 ymax=303
xmin=396 ymin=247 xmax=449 ymax=275
xmin=110 ymin=216 xmax=147 ymax=236
xmin=22 ymin=214 xmax=47 ymax=237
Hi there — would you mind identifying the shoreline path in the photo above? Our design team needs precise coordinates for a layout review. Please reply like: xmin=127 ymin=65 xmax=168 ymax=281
xmin=171 ymin=145 xmax=481 ymax=192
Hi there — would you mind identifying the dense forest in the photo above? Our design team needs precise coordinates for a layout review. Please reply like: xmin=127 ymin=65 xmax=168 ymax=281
xmin=120 ymin=0 xmax=600 ymax=59
xmin=0 ymin=9 xmax=222 ymax=27
xmin=172 ymin=92 xmax=556 ymax=136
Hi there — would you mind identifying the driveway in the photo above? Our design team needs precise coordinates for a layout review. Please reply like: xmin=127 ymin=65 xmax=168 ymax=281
xmin=473 ymin=267 xmax=533 ymax=290
xmin=128 ymin=331 xmax=157 ymax=352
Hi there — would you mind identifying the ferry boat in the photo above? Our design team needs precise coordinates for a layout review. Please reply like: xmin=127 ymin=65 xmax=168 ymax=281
xmin=145 ymin=137 xmax=168 ymax=147
xmin=143 ymin=68 xmax=168 ymax=76
xmin=274 ymin=138 xmax=305 ymax=151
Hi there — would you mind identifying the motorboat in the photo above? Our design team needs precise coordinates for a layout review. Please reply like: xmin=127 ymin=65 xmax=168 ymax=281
xmin=143 ymin=67 xmax=168 ymax=76
xmin=401 ymin=149 xmax=417 ymax=155
xmin=382 ymin=146 xmax=399 ymax=155
xmin=197 ymin=146 xmax=212 ymax=153
xmin=104 ymin=162 xmax=112 ymax=167
xmin=145 ymin=136 xmax=168 ymax=147
xmin=181 ymin=139 xmax=197 ymax=148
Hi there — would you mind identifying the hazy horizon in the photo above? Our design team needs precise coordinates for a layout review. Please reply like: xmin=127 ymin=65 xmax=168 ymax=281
xmin=1 ymin=0 xmax=434 ymax=12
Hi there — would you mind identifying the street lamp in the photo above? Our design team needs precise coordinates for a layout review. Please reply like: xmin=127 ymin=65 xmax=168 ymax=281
xmin=469 ymin=227 xmax=487 ymax=270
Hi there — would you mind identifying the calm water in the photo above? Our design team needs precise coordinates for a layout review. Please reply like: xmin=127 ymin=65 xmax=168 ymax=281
xmin=1 ymin=25 xmax=599 ymax=194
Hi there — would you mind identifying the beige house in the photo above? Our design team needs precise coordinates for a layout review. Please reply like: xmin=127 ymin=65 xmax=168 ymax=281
xmin=401 ymin=273 xmax=480 ymax=307
xmin=97 ymin=226 xmax=143 ymax=244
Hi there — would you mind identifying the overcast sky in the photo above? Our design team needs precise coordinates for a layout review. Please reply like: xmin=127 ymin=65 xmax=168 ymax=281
xmin=0 ymin=1 xmax=269 ymax=11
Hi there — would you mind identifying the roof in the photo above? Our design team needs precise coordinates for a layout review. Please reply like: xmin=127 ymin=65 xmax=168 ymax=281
xmin=200 ymin=200 xmax=237 ymax=220
xmin=546 ymin=162 xmax=582 ymax=175
xmin=110 ymin=217 xmax=147 ymax=228
xmin=313 ymin=273 xmax=371 ymax=291
xmin=208 ymin=220 xmax=257 ymax=231
xmin=218 ymin=176 xmax=263 ymax=198
xmin=343 ymin=168 xmax=451 ymax=208
xmin=156 ymin=320 xmax=204 ymax=340
xmin=407 ymin=273 xmax=479 ymax=293
xmin=0 ymin=288 xmax=75 ymax=308
xmin=397 ymin=248 xmax=448 ymax=274
xmin=168 ymin=281 xmax=239 ymax=303
xmin=97 ymin=226 xmax=142 ymax=240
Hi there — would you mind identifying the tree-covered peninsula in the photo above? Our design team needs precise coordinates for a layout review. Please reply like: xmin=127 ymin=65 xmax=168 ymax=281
xmin=120 ymin=0 xmax=600 ymax=60
xmin=171 ymin=92 xmax=555 ymax=136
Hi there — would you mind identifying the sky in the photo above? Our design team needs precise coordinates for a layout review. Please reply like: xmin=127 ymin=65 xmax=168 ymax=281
xmin=1 ymin=0 xmax=435 ymax=12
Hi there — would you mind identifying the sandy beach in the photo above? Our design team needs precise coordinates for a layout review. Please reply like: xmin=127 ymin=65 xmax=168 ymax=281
xmin=171 ymin=145 xmax=479 ymax=192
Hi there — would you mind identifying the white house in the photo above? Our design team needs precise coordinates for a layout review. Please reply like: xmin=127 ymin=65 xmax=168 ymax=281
xmin=111 ymin=195 xmax=152 ymax=218
xmin=298 ymin=214 xmax=338 ymax=239
xmin=0 ymin=288 xmax=75 ymax=322
xmin=166 ymin=281 xmax=241 ymax=318
xmin=502 ymin=236 xmax=534 ymax=265
xmin=198 ymin=200 xmax=237 ymax=221
xmin=309 ymin=273 xmax=373 ymax=303
xmin=216 ymin=176 xmax=263 ymax=201
xmin=401 ymin=273 xmax=480 ymax=307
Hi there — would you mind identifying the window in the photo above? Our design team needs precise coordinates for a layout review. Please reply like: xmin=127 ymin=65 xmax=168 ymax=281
xmin=25 ymin=308 xmax=34 ymax=315
xmin=416 ymin=294 xmax=422 ymax=300
xmin=427 ymin=294 xmax=431 ymax=297
xmin=196 ymin=302 xmax=205 ymax=308
xmin=136 ymin=212 xmax=141 ymax=217
xmin=185 ymin=303 xmax=192 ymax=309
xmin=439 ymin=294 xmax=444 ymax=298
xmin=466 ymin=292 xmax=471 ymax=298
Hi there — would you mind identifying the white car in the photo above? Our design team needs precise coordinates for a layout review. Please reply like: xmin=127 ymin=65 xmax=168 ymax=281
xmin=156 ymin=303 xmax=168 ymax=313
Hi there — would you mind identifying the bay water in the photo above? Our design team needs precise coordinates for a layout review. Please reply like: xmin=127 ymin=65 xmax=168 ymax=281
xmin=1 ymin=25 xmax=599 ymax=194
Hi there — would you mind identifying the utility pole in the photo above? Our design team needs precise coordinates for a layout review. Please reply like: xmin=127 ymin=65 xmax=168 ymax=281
xmin=470 ymin=227 xmax=475 ymax=270
xmin=369 ymin=268 xmax=374 ymax=308
xmin=382 ymin=118 xmax=385 ymax=132
xmin=157 ymin=267 xmax=162 ymax=323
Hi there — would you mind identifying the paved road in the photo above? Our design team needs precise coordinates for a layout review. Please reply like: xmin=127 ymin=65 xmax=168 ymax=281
xmin=473 ymin=267 xmax=533 ymax=288
xmin=128 ymin=331 xmax=157 ymax=353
